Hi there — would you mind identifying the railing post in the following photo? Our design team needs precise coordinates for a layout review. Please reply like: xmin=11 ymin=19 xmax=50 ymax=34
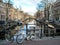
xmin=26 ymin=24 xmax=28 ymax=36
xmin=40 ymin=23 xmax=42 ymax=39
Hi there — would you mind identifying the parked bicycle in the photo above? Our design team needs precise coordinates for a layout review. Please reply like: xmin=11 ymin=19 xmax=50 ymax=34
xmin=16 ymin=30 xmax=36 ymax=44
xmin=16 ymin=32 xmax=25 ymax=44
xmin=5 ymin=29 xmax=14 ymax=42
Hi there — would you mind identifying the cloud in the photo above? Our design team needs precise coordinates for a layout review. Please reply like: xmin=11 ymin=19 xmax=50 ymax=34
xmin=22 ymin=6 xmax=37 ymax=15
xmin=13 ymin=0 xmax=42 ymax=15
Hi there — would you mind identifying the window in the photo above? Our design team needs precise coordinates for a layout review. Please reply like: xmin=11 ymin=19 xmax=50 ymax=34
xmin=1 ymin=15 xmax=6 ymax=21
xmin=56 ymin=16 xmax=59 ymax=21
xmin=0 ymin=15 xmax=5 ymax=25
xmin=59 ymin=15 xmax=60 ymax=22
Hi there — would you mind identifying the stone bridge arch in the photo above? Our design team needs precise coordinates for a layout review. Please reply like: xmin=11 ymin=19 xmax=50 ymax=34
xmin=21 ymin=18 xmax=44 ymax=38
xmin=21 ymin=18 xmax=56 ymax=38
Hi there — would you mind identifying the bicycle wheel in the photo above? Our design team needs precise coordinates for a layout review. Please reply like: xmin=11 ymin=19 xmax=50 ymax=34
xmin=5 ymin=31 xmax=11 ymax=41
xmin=16 ymin=34 xmax=24 ymax=44
xmin=5 ymin=30 xmax=14 ymax=42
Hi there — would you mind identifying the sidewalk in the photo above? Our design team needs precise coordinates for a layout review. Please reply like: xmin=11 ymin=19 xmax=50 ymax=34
xmin=0 ymin=36 xmax=60 ymax=45
xmin=32 ymin=36 xmax=60 ymax=41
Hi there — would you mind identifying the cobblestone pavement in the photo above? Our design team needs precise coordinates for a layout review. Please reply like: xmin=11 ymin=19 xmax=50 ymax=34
xmin=0 ymin=36 xmax=60 ymax=45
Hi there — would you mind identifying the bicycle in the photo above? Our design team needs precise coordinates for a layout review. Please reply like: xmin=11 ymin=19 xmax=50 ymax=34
xmin=5 ymin=29 xmax=14 ymax=42
xmin=16 ymin=32 xmax=25 ymax=44
xmin=16 ymin=31 xmax=36 ymax=44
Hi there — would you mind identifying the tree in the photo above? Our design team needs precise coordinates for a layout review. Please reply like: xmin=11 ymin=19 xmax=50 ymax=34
xmin=5 ymin=0 xmax=13 ymax=22
xmin=3 ymin=0 xmax=13 ymax=4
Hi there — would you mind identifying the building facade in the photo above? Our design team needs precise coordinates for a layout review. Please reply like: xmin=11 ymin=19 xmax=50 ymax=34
xmin=52 ymin=0 xmax=60 ymax=25
xmin=0 ymin=0 xmax=6 ymax=25
xmin=52 ymin=0 xmax=60 ymax=35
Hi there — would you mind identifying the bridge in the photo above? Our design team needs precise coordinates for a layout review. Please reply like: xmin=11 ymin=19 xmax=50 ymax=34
xmin=22 ymin=18 xmax=56 ymax=38
xmin=0 ymin=18 xmax=58 ymax=40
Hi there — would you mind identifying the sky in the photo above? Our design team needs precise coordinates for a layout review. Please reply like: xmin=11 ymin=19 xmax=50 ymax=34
xmin=12 ymin=0 xmax=42 ymax=15
xmin=3 ymin=0 xmax=56 ymax=15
